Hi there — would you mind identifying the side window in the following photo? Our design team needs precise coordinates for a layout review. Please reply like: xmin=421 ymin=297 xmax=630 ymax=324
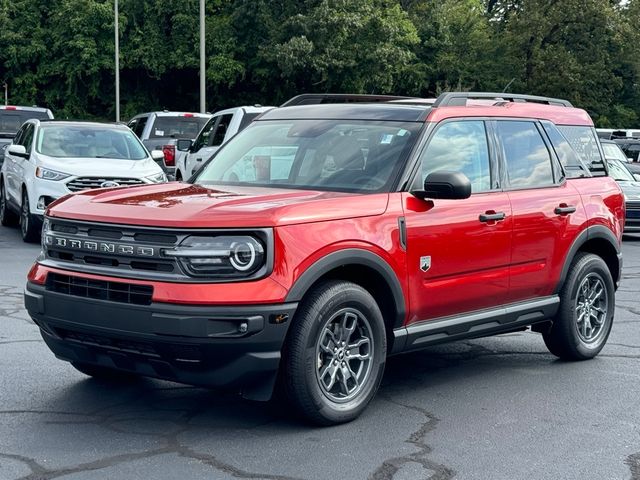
xmin=194 ymin=117 xmax=216 ymax=151
xmin=497 ymin=121 xmax=554 ymax=188
xmin=419 ymin=120 xmax=491 ymax=193
xmin=13 ymin=125 xmax=26 ymax=146
xmin=210 ymin=114 xmax=234 ymax=147
xmin=541 ymin=121 xmax=588 ymax=178
xmin=21 ymin=124 xmax=35 ymax=154
xmin=132 ymin=116 xmax=147 ymax=138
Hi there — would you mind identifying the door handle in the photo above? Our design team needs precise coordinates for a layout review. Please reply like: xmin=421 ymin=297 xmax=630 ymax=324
xmin=554 ymin=204 xmax=576 ymax=215
xmin=196 ymin=158 xmax=203 ymax=162
xmin=479 ymin=211 xmax=506 ymax=223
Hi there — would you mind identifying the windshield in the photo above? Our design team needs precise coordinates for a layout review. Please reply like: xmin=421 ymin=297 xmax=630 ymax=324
xmin=36 ymin=125 xmax=148 ymax=160
xmin=149 ymin=116 xmax=209 ymax=139
xmin=607 ymin=157 xmax=635 ymax=181
xmin=194 ymin=120 xmax=421 ymax=193
xmin=602 ymin=142 xmax=628 ymax=162
xmin=0 ymin=110 xmax=50 ymax=135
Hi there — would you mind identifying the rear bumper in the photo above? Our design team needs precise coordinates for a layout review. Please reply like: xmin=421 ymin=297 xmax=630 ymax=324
xmin=24 ymin=282 xmax=296 ymax=400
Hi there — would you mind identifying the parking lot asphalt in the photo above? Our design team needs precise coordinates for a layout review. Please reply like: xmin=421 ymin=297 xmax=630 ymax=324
xmin=1 ymin=223 xmax=640 ymax=480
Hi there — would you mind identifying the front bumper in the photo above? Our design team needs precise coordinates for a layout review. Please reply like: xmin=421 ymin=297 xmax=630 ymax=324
xmin=25 ymin=282 xmax=296 ymax=400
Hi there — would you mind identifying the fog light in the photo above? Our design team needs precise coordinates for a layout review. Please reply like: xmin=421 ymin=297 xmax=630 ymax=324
xmin=37 ymin=197 xmax=46 ymax=210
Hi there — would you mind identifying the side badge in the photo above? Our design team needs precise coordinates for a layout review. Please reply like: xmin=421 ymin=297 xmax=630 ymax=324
xmin=420 ymin=256 xmax=431 ymax=272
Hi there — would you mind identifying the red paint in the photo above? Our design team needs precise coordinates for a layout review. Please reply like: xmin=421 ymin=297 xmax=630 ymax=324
xmin=32 ymin=101 xmax=625 ymax=330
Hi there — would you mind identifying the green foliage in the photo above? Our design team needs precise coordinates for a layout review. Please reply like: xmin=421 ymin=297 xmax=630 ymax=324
xmin=0 ymin=0 xmax=639 ymax=127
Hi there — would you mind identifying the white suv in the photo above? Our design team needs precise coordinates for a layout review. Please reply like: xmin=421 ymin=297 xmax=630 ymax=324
xmin=175 ymin=105 xmax=274 ymax=180
xmin=0 ymin=120 xmax=167 ymax=242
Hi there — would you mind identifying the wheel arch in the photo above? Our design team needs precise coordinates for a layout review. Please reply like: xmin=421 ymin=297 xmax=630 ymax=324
xmin=285 ymin=249 xmax=407 ymax=346
xmin=555 ymin=225 xmax=621 ymax=293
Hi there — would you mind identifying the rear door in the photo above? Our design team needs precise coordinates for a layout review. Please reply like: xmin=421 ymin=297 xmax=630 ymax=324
xmin=495 ymin=119 xmax=585 ymax=302
xmin=404 ymin=119 xmax=512 ymax=322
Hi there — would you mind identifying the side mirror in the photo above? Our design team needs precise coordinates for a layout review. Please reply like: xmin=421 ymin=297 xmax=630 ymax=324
xmin=412 ymin=171 xmax=472 ymax=200
xmin=150 ymin=150 xmax=164 ymax=161
xmin=176 ymin=139 xmax=193 ymax=152
xmin=7 ymin=144 xmax=28 ymax=159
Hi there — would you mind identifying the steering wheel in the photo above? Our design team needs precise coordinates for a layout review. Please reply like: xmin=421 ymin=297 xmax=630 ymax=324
xmin=352 ymin=175 xmax=386 ymax=190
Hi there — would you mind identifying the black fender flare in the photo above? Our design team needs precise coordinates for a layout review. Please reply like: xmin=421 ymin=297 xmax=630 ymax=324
xmin=285 ymin=249 xmax=407 ymax=329
xmin=554 ymin=225 xmax=621 ymax=294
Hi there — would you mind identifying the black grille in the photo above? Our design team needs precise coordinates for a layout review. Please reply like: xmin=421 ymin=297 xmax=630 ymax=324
xmin=46 ymin=273 xmax=153 ymax=305
xmin=66 ymin=177 xmax=145 ymax=192
xmin=56 ymin=328 xmax=160 ymax=357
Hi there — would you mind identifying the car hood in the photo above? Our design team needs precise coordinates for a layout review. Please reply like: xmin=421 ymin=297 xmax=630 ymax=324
xmin=47 ymin=182 xmax=390 ymax=228
xmin=617 ymin=180 xmax=640 ymax=200
xmin=39 ymin=155 xmax=162 ymax=177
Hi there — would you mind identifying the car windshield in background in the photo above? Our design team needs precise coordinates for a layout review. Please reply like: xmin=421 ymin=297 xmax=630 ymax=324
xmin=36 ymin=125 xmax=148 ymax=160
xmin=607 ymin=157 xmax=635 ymax=182
xmin=602 ymin=142 xmax=629 ymax=163
xmin=149 ymin=116 xmax=209 ymax=139
xmin=194 ymin=120 xmax=421 ymax=193
xmin=0 ymin=111 xmax=50 ymax=135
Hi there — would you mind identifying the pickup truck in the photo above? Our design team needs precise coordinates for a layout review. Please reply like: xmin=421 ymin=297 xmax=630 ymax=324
xmin=174 ymin=105 xmax=273 ymax=180
xmin=127 ymin=111 xmax=211 ymax=179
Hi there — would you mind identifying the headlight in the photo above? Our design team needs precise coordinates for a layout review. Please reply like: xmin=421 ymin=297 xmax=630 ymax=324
xmin=145 ymin=172 xmax=167 ymax=183
xmin=164 ymin=235 xmax=266 ymax=278
xmin=35 ymin=167 xmax=70 ymax=181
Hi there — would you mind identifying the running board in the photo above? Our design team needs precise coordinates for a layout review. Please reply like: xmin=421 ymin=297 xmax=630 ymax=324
xmin=392 ymin=296 xmax=559 ymax=354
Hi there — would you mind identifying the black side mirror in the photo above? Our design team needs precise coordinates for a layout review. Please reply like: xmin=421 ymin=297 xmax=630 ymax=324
xmin=412 ymin=171 xmax=472 ymax=200
xmin=176 ymin=139 xmax=193 ymax=152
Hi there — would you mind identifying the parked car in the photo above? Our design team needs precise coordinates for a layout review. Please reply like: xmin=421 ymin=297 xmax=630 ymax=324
xmin=25 ymin=92 xmax=624 ymax=425
xmin=603 ymin=156 xmax=640 ymax=232
xmin=0 ymin=120 xmax=167 ymax=242
xmin=0 ymin=105 xmax=54 ymax=169
xmin=601 ymin=139 xmax=640 ymax=179
xmin=175 ymin=105 xmax=274 ymax=180
xmin=613 ymin=137 xmax=640 ymax=162
xmin=127 ymin=111 xmax=211 ymax=179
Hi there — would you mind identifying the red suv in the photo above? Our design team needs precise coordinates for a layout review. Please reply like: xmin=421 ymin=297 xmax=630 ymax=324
xmin=25 ymin=92 xmax=624 ymax=425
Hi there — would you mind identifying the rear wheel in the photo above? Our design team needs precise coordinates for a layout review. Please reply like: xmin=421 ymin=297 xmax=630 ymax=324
xmin=543 ymin=252 xmax=614 ymax=360
xmin=20 ymin=190 xmax=40 ymax=243
xmin=0 ymin=180 xmax=18 ymax=226
xmin=281 ymin=280 xmax=387 ymax=425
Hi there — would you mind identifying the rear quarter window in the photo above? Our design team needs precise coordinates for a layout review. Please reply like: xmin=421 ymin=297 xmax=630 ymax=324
xmin=557 ymin=125 xmax=607 ymax=176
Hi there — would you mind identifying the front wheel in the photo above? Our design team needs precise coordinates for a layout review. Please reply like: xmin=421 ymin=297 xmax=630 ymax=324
xmin=0 ymin=180 xmax=18 ymax=226
xmin=20 ymin=191 xmax=40 ymax=243
xmin=543 ymin=252 xmax=615 ymax=360
xmin=281 ymin=280 xmax=387 ymax=425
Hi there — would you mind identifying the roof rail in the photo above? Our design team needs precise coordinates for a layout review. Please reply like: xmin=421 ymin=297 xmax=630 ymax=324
xmin=432 ymin=92 xmax=573 ymax=108
xmin=281 ymin=93 xmax=414 ymax=107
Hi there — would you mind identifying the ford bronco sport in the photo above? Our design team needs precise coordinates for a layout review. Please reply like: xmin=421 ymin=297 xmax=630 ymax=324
xmin=25 ymin=92 xmax=624 ymax=425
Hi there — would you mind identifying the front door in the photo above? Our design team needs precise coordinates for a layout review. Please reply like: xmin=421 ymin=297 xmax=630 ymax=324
xmin=404 ymin=119 xmax=512 ymax=324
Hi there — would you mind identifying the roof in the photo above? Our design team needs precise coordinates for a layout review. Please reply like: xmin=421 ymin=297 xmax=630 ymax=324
xmin=151 ymin=111 xmax=212 ymax=118
xmin=37 ymin=120 xmax=130 ymax=129
xmin=426 ymin=102 xmax=593 ymax=126
xmin=0 ymin=105 xmax=51 ymax=112
xmin=259 ymin=103 xmax=430 ymax=122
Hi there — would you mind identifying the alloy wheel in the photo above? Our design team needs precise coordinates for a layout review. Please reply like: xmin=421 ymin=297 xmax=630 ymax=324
xmin=575 ymin=272 xmax=608 ymax=344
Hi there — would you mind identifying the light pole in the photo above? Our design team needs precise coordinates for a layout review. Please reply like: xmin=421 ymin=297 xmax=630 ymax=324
xmin=115 ymin=0 xmax=120 ymax=122
xmin=199 ymin=0 xmax=205 ymax=113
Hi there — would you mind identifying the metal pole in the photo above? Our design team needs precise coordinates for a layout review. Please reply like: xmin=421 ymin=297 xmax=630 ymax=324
xmin=115 ymin=0 xmax=120 ymax=122
xmin=199 ymin=0 xmax=205 ymax=113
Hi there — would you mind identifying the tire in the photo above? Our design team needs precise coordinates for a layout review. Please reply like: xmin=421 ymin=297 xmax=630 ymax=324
xmin=281 ymin=280 xmax=387 ymax=425
xmin=543 ymin=252 xmax=615 ymax=360
xmin=20 ymin=190 xmax=40 ymax=243
xmin=71 ymin=362 xmax=139 ymax=381
xmin=0 ymin=180 xmax=18 ymax=227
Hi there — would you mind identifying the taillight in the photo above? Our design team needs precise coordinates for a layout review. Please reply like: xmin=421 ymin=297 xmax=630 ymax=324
xmin=4 ymin=106 xmax=17 ymax=110
xmin=162 ymin=144 xmax=175 ymax=166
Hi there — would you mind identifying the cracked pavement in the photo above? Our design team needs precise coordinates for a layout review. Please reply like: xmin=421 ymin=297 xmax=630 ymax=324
xmin=1 ymin=225 xmax=640 ymax=479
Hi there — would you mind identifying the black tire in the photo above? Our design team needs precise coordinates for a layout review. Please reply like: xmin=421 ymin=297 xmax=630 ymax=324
xmin=0 ymin=180 xmax=18 ymax=227
xmin=20 ymin=190 xmax=40 ymax=243
xmin=71 ymin=362 xmax=139 ymax=381
xmin=281 ymin=280 xmax=387 ymax=425
xmin=543 ymin=252 xmax=615 ymax=360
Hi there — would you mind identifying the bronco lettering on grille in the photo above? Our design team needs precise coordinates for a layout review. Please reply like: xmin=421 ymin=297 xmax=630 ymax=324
xmin=46 ymin=236 xmax=155 ymax=256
